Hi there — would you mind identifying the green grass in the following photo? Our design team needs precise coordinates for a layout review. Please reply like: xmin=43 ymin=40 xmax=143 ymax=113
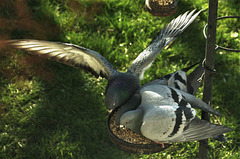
xmin=0 ymin=0 xmax=239 ymax=158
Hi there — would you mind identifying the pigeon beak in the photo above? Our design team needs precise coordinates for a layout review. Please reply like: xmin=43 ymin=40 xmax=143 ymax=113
xmin=104 ymin=94 xmax=119 ymax=110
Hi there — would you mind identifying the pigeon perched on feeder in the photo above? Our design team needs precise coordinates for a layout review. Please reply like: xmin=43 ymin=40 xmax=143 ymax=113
xmin=114 ymin=62 xmax=203 ymax=125
xmin=119 ymin=66 xmax=231 ymax=143
xmin=6 ymin=10 xmax=219 ymax=117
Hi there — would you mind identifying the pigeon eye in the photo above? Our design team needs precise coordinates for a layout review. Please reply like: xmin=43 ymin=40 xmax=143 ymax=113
xmin=125 ymin=121 xmax=128 ymax=124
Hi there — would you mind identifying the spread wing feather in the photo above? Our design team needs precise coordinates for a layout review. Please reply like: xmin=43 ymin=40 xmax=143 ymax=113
xmin=7 ymin=39 xmax=117 ymax=79
xmin=128 ymin=10 xmax=201 ymax=79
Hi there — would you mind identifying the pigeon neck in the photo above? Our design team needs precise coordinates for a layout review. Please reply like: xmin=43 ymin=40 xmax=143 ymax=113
xmin=115 ymin=94 xmax=141 ymax=125
xmin=130 ymin=108 xmax=144 ymax=135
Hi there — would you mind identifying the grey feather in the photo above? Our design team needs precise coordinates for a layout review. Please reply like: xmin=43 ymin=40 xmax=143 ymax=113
xmin=167 ymin=70 xmax=187 ymax=92
xmin=119 ymin=67 xmax=230 ymax=143
xmin=5 ymin=10 xmax=210 ymax=113
xmin=143 ymin=63 xmax=200 ymax=89
xmin=128 ymin=10 xmax=201 ymax=79
xmin=187 ymin=64 xmax=205 ymax=95
xmin=174 ymin=87 xmax=221 ymax=116
xmin=115 ymin=94 xmax=141 ymax=125
xmin=140 ymin=84 xmax=221 ymax=116
xmin=168 ymin=117 xmax=231 ymax=143
xmin=6 ymin=39 xmax=117 ymax=79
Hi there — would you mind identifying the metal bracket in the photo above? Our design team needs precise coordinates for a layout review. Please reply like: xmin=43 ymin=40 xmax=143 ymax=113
xmin=203 ymin=16 xmax=240 ymax=52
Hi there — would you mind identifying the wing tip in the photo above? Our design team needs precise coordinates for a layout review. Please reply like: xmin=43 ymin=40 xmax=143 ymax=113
xmin=6 ymin=39 xmax=30 ymax=48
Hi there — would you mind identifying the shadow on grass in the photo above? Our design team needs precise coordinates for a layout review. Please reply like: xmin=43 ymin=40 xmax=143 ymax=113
xmin=28 ymin=64 xmax=125 ymax=158
xmin=1 ymin=0 xmax=239 ymax=158
xmin=0 ymin=60 xmax=133 ymax=158
xmin=0 ymin=1 xmax=133 ymax=158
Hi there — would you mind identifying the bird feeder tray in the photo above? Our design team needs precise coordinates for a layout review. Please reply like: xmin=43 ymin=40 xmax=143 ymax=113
xmin=107 ymin=106 xmax=171 ymax=154
xmin=145 ymin=0 xmax=178 ymax=17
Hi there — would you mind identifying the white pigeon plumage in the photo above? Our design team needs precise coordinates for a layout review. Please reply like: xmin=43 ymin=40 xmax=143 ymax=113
xmin=119 ymin=69 xmax=231 ymax=143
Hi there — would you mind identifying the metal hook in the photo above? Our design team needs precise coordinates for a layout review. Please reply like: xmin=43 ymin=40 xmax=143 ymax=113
xmin=202 ymin=59 xmax=216 ymax=73
xmin=203 ymin=16 xmax=240 ymax=52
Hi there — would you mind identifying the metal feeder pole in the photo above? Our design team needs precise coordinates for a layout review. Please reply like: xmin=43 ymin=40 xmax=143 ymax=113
xmin=199 ymin=0 xmax=218 ymax=158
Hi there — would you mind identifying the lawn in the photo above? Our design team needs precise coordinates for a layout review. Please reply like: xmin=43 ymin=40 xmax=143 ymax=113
xmin=0 ymin=0 xmax=239 ymax=158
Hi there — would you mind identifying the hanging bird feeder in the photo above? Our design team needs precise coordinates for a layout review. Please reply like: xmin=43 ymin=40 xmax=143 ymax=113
xmin=145 ymin=0 xmax=179 ymax=17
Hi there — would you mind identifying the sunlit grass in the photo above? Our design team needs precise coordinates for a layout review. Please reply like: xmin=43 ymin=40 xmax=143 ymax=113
xmin=0 ymin=0 xmax=239 ymax=158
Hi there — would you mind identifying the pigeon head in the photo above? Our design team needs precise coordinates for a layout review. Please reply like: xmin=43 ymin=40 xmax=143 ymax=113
xmin=115 ymin=94 xmax=141 ymax=125
xmin=120 ymin=109 xmax=143 ymax=134
xmin=105 ymin=73 xmax=140 ymax=110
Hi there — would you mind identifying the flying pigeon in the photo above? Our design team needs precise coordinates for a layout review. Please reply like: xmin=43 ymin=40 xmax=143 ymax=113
xmin=5 ymin=10 xmax=219 ymax=117
xmin=119 ymin=67 xmax=231 ymax=143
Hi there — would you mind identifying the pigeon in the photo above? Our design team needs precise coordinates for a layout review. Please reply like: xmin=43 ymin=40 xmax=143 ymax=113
xmin=114 ymin=62 xmax=201 ymax=124
xmin=119 ymin=66 xmax=231 ymax=143
xmin=5 ymin=10 xmax=217 ymax=116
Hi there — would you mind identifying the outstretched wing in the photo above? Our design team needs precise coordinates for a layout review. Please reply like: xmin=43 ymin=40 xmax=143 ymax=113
xmin=169 ymin=117 xmax=231 ymax=142
xmin=128 ymin=10 xmax=201 ymax=79
xmin=6 ymin=39 xmax=117 ymax=79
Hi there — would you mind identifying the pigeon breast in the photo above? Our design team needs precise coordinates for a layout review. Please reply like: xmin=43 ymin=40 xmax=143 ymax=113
xmin=141 ymin=105 xmax=196 ymax=142
xmin=139 ymin=84 xmax=196 ymax=142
